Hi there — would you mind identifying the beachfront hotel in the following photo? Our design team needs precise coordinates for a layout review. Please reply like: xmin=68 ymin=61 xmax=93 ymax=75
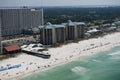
xmin=74 ymin=22 xmax=85 ymax=38
xmin=63 ymin=20 xmax=76 ymax=40
xmin=63 ymin=20 xmax=85 ymax=40
xmin=54 ymin=24 xmax=66 ymax=43
xmin=39 ymin=22 xmax=54 ymax=45
xmin=0 ymin=7 xmax=43 ymax=37
xmin=39 ymin=22 xmax=66 ymax=45
xmin=39 ymin=20 xmax=85 ymax=45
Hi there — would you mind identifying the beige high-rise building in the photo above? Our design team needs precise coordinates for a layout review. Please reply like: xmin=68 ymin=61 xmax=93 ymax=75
xmin=74 ymin=22 xmax=85 ymax=38
xmin=53 ymin=24 xmax=66 ymax=43
xmin=39 ymin=20 xmax=85 ymax=45
xmin=63 ymin=20 xmax=85 ymax=40
xmin=39 ymin=22 xmax=66 ymax=45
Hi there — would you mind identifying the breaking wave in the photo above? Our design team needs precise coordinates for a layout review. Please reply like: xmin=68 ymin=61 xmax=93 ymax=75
xmin=109 ymin=51 xmax=120 ymax=60
xmin=71 ymin=66 xmax=89 ymax=75
xmin=109 ymin=51 xmax=120 ymax=56
xmin=92 ymin=59 xmax=102 ymax=63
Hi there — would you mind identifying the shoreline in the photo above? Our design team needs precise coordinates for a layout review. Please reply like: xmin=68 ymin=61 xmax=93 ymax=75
xmin=17 ymin=43 xmax=120 ymax=80
xmin=1 ymin=32 xmax=120 ymax=80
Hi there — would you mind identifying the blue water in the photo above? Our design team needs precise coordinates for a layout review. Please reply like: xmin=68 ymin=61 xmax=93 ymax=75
xmin=20 ymin=46 xmax=120 ymax=80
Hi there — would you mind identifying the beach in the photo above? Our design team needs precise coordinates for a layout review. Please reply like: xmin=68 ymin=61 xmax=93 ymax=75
xmin=1 ymin=32 xmax=120 ymax=80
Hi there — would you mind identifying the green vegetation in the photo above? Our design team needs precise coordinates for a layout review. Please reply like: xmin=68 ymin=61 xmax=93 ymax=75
xmin=43 ymin=7 xmax=120 ymax=25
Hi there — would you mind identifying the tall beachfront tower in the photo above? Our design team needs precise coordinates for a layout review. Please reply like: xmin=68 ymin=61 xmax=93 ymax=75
xmin=66 ymin=20 xmax=76 ymax=40
xmin=39 ymin=20 xmax=85 ymax=45
xmin=53 ymin=24 xmax=66 ymax=43
xmin=39 ymin=22 xmax=55 ymax=45
xmin=0 ymin=7 xmax=43 ymax=37
xmin=74 ymin=22 xmax=85 ymax=38
xmin=62 ymin=20 xmax=85 ymax=41
xmin=39 ymin=22 xmax=66 ymax=45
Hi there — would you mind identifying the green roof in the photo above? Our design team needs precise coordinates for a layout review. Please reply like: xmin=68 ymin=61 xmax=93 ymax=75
xmin=74 ymin=22 xmax=85 ymax=25
xmin=39 ymin=22 xmax=65 ymax=29
xmin=67 ymin=20 xmax=75 ymax=26
xmin=39 ymin=22 xmax=53 ymax=29
xmin=39 ymin=21 xmax=85 ymax=29
xmin=53 ymin=24 xmax=65 ymax=28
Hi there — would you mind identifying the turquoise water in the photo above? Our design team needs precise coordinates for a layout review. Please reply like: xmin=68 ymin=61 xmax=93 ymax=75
xmin=20 ymin=46 xmax=120 ymax=80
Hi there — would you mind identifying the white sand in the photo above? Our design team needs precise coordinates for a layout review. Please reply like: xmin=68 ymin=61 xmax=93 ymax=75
xmin=1 ymin=32 xmax=120 ymax=80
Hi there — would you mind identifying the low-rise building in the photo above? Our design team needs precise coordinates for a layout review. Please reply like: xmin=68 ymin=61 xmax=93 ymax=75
xmin=114 ymin=21 xmax=120 ymax=28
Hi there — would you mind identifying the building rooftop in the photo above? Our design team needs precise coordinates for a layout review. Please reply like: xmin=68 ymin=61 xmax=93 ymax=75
xmin=67 ymin=20 xmax=75 ymax=26
xmin=4 ymin=45 xmax=21 ymax=52
xmin=87 ymin=28 xmax=99 ymax=33
xmin=53 ymin=24 xmax=65 ymax=28
xmin=39 ymin=22 xmax=65 ymax=29
xmin=39 ymin=20 xmax=85 ymax=29
xmin=62 ymin=20 xmax=75 ymax=26
xmin=0 ymin=7 xmax=42 ymax=12
xmin=39 ymin=22 xmax=53 ymax=29
xmin=74 ymin=22 xmax=85 ymax=25
xmin=114 ymin=21 xmax=120 ymax=26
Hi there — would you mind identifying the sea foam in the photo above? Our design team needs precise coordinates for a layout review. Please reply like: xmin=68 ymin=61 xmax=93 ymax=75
xmin=92 ymin=59 xmax=102 ymax=63
xmin=109 ymin=51 xmax=120 ymax=56
xmin=71 ymin=66 xmax=89 ymax=75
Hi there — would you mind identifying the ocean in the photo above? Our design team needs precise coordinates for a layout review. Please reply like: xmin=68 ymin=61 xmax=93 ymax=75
xmin=20 ymin=46 xmax=120 ymax=80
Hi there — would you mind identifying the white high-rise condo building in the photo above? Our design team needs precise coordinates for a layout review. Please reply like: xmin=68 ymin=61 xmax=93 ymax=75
xmin=0 ymin=7 xmax=43 ymax=37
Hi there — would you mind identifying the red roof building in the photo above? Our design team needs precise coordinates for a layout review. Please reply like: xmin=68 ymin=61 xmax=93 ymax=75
xmin=4 ymin=45 xmax=21 ymax=52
